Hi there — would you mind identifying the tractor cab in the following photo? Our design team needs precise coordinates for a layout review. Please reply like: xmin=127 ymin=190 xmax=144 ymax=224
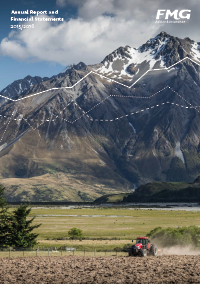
xmin=136 ymin=239 xmax=147 ymax=245
xmin=135 ymin=237 xmax=150 ymax=246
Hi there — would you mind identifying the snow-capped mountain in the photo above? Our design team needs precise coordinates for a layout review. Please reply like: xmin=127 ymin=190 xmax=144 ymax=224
xmin=1 ymin=32 xmax=200 ymax=202
xmin=94 ymin=31 xmax=200 ymax=84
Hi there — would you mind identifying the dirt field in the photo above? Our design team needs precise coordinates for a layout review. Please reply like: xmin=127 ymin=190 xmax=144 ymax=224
xmin=39 ymin=239 xmax=130 ymax=246
xmin=0 ymin=255 xmax=200 ymax=283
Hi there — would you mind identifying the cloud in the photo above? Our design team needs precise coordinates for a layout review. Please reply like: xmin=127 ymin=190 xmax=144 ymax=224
xmin=1 ymin=0 xmax=200 ymax=67
xmin=56 ymin=0 xmax=200 ymax=22
xmin=0 ymin=15 xmax=158 ymax=66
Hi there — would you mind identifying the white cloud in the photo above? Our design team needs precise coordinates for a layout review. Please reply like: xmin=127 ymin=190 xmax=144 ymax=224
xmin=55 ymin=0 xmax=200 ymax=21
xmin=1 ymin=0 xmax=200 ymax=67
xmin=0 ymin=15 xmax=158 ymax=66
xmin=0 ymin=37 xmax=30 ymax=60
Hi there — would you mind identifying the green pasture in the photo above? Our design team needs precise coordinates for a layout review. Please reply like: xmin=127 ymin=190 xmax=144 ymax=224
xmin=27 ymin=207 xmax=200 ymax=240
xmin=4 ymin=206 xmax=200 ymax=251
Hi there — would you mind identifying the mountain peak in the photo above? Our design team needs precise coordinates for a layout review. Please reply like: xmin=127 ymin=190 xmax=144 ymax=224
xmin=61 ymin=62 xmax=87 ymax=74
xmin=74 ymin=62 xmax=87 ymax=70
xmin=141 ymin=32 xmax=171 ymax=50
xmin=145 ymin=31 xmax=171 ymax=44
xmin=95 ymin=31 xmax=200 ymax=81
xmin=157 ymin=31 xmax=171 ymax=37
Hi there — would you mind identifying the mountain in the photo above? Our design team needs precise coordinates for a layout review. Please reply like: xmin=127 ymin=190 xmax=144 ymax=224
xmin=0 ymin=62 xmax=88 ymax=106
xmin=0 ymin=31 xmax=200 ymax=202
xmin=93 ymin=31 xmax=200 ymax=85
xmin=94 ymin=178 xmax=200 ymax=203
xmin=0 ymin=75 xmax=49 ymax=106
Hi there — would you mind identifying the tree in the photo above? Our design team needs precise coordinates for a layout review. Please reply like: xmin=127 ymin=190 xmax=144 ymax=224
xmin=0 ymin=185 xmax=6 ymax=209
xmin=10 ymin=204 xmax=41 ymax=248
xmin=68 ymin=228 xmax=83 ymax=239
xmin=0 ymin=185 xmax=11 ymax=248
xmin=0 ymin=208 xmax=13 ymax=248
xmin=0 ymin=204 xmax=41 ymax=248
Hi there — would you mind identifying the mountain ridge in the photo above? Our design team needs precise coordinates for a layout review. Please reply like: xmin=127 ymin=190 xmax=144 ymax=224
xmin=94 ymin=177 xmax=200 ymax=203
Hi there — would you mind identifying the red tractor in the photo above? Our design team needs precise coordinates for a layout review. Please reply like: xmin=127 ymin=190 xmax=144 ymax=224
xmin=129 ymin=237 xmax=157 ymax=257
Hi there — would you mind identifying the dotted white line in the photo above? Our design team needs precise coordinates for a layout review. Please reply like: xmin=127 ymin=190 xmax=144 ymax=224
xmin=88 ymin=102 xmax=200 ymax=122
xmin=0 ymin=112 xmax=15 ymax=143
xmin=0 ymin=84 xmax=200 ymax=143
xmin=0 ymin=86 xmax=199 ymax=127
xmin=42 ymin=99 xmax=199 ymax=124
xmin=48 ymin=84 xmax=196 ymax=124
xmin=0 ymin=56 xmax=199 ymax=141
xmin=53 ymin=100 xmax=74 ymax=119
xmin=69 ymin=86 xmax=193 ymax=124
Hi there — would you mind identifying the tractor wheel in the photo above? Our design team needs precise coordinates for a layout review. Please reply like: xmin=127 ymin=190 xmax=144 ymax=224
xmin=151 ymin=245 xmax=158 ymax=256
xmin=141 ymin=249 xmax=147 ymax=257
xmin=129 ymin=249 xmax=133 ymax=256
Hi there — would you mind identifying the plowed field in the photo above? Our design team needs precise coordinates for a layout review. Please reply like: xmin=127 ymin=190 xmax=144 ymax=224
xmin=0 ymin=255 xmax=200 ymax=283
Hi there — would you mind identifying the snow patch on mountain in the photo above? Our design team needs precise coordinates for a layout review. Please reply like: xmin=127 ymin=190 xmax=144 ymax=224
xmin=190 ymin=42 xmax=200 ymax=62
xmin=95 ymin=34 xmax=170 ymax=80
xmin=94 ymin=32 xmax=200 ymax=83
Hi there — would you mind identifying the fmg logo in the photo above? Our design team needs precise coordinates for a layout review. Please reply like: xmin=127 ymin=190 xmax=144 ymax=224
xmin=156 ymin=10 xmax=191 ymax=23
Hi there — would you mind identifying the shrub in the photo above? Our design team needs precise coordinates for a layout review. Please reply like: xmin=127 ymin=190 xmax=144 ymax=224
xmin=122 ymin=244 xmax=131 ymax=252
xmin=113 ymin=247 xmax=122 ymax=252
xmin=68 ymin=228 xmax=83 ymax=240
xmin=147 ymin=226 xmax=200 ymax=248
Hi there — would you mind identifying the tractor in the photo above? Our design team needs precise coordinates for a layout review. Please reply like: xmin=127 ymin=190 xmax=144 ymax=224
xmin=129 ymin=237 xmax=157 ymax=257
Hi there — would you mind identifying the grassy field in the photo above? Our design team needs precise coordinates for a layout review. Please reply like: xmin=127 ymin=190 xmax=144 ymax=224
xmin=14 ymin=206 xmax=200 ymax=250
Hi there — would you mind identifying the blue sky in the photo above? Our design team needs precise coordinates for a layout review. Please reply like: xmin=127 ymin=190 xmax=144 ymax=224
xmin=0 ymin=0 xmax=199 ymax=91
xmin=0 ymin=0 xmax=75 ymax=90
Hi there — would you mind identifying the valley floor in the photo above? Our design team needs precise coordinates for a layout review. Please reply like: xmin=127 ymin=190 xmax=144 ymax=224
xmin=28 ymin=207 xmax=200 ymax=245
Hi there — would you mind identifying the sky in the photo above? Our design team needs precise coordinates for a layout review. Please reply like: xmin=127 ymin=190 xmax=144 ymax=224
xmin=0 ymin=0 xmax=200 ymax=91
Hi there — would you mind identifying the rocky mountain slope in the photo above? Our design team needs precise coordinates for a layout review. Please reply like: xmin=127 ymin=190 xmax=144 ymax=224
xmin=0 ymin=31 xmax=200 ymax=202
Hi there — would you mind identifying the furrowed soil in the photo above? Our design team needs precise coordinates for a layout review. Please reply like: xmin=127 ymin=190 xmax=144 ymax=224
xmin=0 ymin=255 xmax=200 ymax=283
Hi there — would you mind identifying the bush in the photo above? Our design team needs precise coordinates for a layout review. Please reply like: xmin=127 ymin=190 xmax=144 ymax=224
xmin=68 ymin=228 xmax=83 ymax=240
xmin=147 ymin=226 xmax=200 ymax=248
xmin=122 ymin=244 xmax=131 ymax=252
xmin=113 ymin=247 xmax=122 ymax=252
